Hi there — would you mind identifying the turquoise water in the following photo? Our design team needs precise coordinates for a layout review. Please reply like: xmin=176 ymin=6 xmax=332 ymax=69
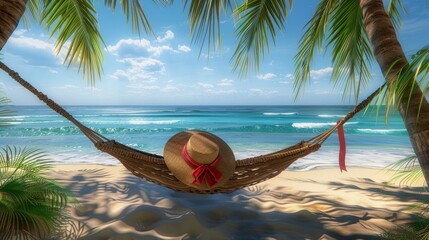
xmin=0 ymin=105 xmax=413 ymax=169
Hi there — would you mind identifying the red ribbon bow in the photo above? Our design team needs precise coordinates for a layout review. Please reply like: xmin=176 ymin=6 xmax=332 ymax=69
xmin=182 ymin=145 xmax=223 ymax=187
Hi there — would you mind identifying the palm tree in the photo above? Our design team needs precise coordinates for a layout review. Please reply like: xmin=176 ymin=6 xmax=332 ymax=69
xmin=182 ymin=0 xmax=429 ymax=186
xmin=0 ymin=0 xmax=162 ymax=83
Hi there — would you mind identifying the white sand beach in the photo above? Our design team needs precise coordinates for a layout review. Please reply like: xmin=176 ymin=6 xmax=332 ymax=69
xmin=49 ymin=164 xmax=429 ymax=240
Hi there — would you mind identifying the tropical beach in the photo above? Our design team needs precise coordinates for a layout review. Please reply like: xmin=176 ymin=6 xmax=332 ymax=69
xmin=1 ymin=0 xmax=429 ymax=239
xmin=1 ymin=104 xmax=428 ymax=239
xmin=49 ymin=165 xmax=428 ymax=239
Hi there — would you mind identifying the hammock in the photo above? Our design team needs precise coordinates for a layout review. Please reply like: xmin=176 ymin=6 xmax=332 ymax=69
xmin=0 ymin=61 xmax=382 ymax=194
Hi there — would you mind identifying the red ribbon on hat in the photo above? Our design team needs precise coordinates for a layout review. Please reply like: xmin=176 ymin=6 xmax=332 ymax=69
xmin=182 ymin=145 xmax=223 ymax=187
xmin=337 ymin=121 xmax=347 ymax=172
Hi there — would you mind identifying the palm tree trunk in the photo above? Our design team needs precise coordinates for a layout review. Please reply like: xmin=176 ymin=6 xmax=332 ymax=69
xmin=360 ymin=0 xmax=429 ymax=186
xmin=0 ymin=0 xmax=27 ymax=50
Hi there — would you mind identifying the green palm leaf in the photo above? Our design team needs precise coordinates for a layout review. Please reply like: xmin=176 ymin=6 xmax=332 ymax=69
xmin=232 ymin=0 xmax=291 ymax=76
xmin=327 ymin=0 xmax=373 ymax=102
xmin=21 ymin=0 xmax=40 ymax=28
xmin=40 ymin=0 xmax=105 ymax=84
xmin=386 ymin=0 xmax=407 ymax=30
xmin=0 ymin=93 xmax=13 ymax=127
xmin=385 ymin=155 xmax=424 ymax=187
xmin=184 ymin=0 xmax=234 ymax=54
xmin=294 ymin=0 xmax=337 ymax=96
xmin=379 ymin=46 xmax=429 ymax=119
xmin=104 ymin=0 xmax=165 ymax=36
xmin=0 ymin=146 xmax=70 ymax=240
xmin=294 ymin=0 xmax=373 ymax=102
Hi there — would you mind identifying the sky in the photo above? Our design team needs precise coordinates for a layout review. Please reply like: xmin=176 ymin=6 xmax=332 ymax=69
xmin=0 ymin=0 xmax=428 ymax=105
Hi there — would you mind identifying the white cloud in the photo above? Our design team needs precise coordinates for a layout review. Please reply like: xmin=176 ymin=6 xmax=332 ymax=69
xmin=118 ymin=57 xmax=164 ymax=69
xmin=49 ymin=69 xmax=59 ymax=74
xmin=249 ymin=88 xmax=278 ymax=95
xmin=13 ymin=29 xmax=27 ymax=36
xmin=280 ymin=73 xmax=294 ymax=84
xmin=150 ymin=45 xmax=174 ymax=56
xmin=9 ymin=36 xmax=53 ymax=51
xmin=310 ymin=67 xmax=333 ymax=79
xmin=107 ymin=35 xmax=173 ymax=57
xmin=156 ymin=30 xmax=174 ymax=42
xmin=107 ymin=39 xmax=150 ymax=54
xmin=178 ymin=44 xmax=191 ymax=52
xmin=7 ymin=35 xmax=69 ymax=63
xmin=203 ymin=67 xmax=214 ymax=71
xmin=111 ymin=57 xmax=165 ymax=82
xmin=218 ymin=78 xmax=233 ymax=86
xmin=198 ymin=82 xmax=214 ymax=88
xmin=285 ymin=73 xmax=294 ymax=80
xmin=256 ymin=73 xmax=277 ymax=80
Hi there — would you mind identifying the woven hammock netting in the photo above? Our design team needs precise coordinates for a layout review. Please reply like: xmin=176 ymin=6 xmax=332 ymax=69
xmin=0 ymin=61 xmax=383 ymax=194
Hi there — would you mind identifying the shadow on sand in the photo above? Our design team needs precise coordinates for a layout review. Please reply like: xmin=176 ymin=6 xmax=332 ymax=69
xmin=52 ymin=168 xmax=428 ymax=240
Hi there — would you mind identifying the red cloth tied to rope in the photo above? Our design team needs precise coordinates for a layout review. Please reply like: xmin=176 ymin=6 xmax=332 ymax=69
xmin=337 ymin=120 xmax=347 ymax=172
xmin=182 ymin=145 xmax=222 ymax=186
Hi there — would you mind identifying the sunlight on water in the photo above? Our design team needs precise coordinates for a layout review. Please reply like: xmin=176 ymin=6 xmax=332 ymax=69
xmin=0 ymin=105 xmax=412 ymax=169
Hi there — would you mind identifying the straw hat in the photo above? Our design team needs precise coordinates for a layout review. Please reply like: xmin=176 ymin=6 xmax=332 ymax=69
xmin=164 ymin=130 xmax=236 ymax=190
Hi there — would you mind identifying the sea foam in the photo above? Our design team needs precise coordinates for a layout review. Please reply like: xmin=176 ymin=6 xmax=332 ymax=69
xmin=318 ymin=114 xmax=345 ymax=118
xmin=263 ymin=112 xmax=297 ymax=116
xmin=292 ymin=122 xmax=358 ymax=128
xmin=357 ymin=128 xmax=406 ymax=134
xmin=128 ymin=119 xmax=180 ymax=125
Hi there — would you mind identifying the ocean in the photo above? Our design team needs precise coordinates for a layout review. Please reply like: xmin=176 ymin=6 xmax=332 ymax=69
xmin=0 ymin=105 xmax=413 ymax=170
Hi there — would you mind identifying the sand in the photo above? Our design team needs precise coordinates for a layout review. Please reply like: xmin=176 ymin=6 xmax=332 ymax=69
xmin=49 ymin=165 xmax=429 ymax=240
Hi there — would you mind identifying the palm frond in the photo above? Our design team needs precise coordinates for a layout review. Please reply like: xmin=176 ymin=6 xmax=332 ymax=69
xmin=410 ymin=46 xmax=429 ymax=115
xmin=385 ymin=155 xmax=424 ymax=187
xmin=104 ymin=0 xmax=164 ymax=36
xmin=379 ymin=222 xmax=425 ymax=240
xmin=0 ymin=146 xmax=70 ymax=240
xmin=327 ymin=0 xmax=373 ymax=102
xmin=184 ymin=0 xmax=234 ymax=54
xmin=0 ymin=146 xmax=51 ymax=177
xmin=379 ymin=46 xmax=429 ymax=120
xmin=232 ymin=0 xmax=291 ymax=77
xmin=293 ymin=0 xmax=337 ymax=97
xmin=0 ymin=93 xmax=14 ymax=127
xmin=0 ymin=95 xmax=12 ymax=114
xmin=380 ymin=212 xmax=429 ymax=240
xmin=40 ymin=0 xmax=105 ymax=83
xmin=386 ymin=0 xmax=407 ymax=30
xmin=20 ymin=0 xmax=41 ymax=28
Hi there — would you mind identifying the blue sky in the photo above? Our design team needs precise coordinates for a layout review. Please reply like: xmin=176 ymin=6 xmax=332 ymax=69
xmin=1 ymin=0 xmax=428 ymax=105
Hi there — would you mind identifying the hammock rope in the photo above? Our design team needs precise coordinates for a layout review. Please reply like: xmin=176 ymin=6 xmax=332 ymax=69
xmin=0 ymin=61 xmax=383 ymax=194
